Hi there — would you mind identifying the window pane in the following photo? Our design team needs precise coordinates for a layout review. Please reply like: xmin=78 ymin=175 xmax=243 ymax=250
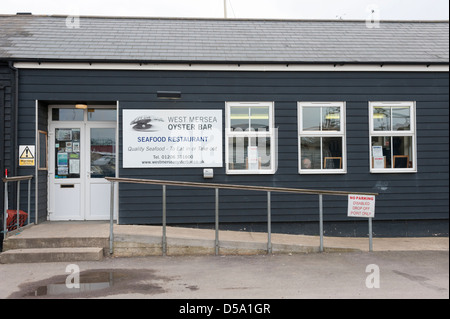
xmin=322 ymin=107 xmax=341 ymax=131
xmin=230 ymin=106 xmax=249 ymax=131
xmin=88 ymin=109 xmax=116 ymax=121
xmin=228 ymin=136 xmax=248 ymax=170
xmin=250 ymin=106 xmax=270 ymax=132
xmin=55 ymin=128 xmax=81 ymax=179
xmin=300 ymin=137 xmax=321 ymax=169
xmin=254 ymin=136 xmax=271 ymax=169
xmin=52 ymin=108 xmax=84 ymax=121
xmin=372 ymin=136 xmax=413 ymax=169
xmin=322 ymin=137 xmax=343 ymax=169
xmin=373 ymin=107 xmax=391 ymax=131
xmin=393 ymin=136 xmax=413 ymax=168
xmin=371 ymin=136 xmax=391 ymax=168
xmin=392 ymin=107 xmax=410 ymax=131
xmin=228 ymin=136 xmax=272 ymax=170
xmin=302 ymin=107 xmax=321 ymax=131
xmin=90 ymin=128 xmax=116 ymax=178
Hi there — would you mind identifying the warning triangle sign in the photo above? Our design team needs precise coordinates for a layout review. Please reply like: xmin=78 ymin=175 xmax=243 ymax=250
xmin=20 ymin=146 xmax=34 ymax=159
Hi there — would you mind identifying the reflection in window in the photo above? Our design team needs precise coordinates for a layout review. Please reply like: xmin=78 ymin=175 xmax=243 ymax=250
xmin=52 ymin=108 xmax=84 ymax=121
xmin=371 ymin=136 xmax=413 ymax=169
xmin=230 ymin=106 xmax=270 ymax=132
xmin=392 ymin=107 xmax=410 ymax=131
xmin=301 ymin=137 xmax=343 ymax=170
xmin=228 ymin=136 xmax=271 ymax=171
xmin=88 ymin=109 xmax=116 ymax=121
xmin=373 ymin=106 xmax=411 ymax=131
xmin=298 ymin=102 xmax=346 ymax=173
xmin=226 ymin=102 xmax=275 ymax=174
xmin=370 ymin=102 xmax=415 ymax=172
xmin=322 ymin=107 xmax=341 ymax=131
xmin=90 ymin=128 xmax=116 ymax=178
xmin=302 ymin=106 xmax=341 ymax=131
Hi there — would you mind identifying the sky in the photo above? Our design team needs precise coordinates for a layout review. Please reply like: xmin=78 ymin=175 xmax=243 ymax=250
xmin=0 ymin=0 xmax=448 ymax=20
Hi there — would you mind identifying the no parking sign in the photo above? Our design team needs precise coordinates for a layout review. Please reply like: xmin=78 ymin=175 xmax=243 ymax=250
xmin=347 ymin=195 xmax=375 ymax=218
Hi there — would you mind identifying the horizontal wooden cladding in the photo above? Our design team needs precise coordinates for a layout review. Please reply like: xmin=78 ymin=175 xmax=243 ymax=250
xmin=107 ymin=177 xmax=378 ymax=196
xmin=16 ymin=69 xmax=449 ymax=224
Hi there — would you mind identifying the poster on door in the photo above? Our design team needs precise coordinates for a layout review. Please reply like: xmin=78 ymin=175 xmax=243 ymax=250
xmin=123 ymin=109 xmax=223 ymax=168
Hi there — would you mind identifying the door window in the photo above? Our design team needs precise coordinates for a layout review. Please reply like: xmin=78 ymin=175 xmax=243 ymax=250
xmin=55 ymin=128 xmax=81 ymax=179
xmin=90 ymin=128 xmax=116 ymax=178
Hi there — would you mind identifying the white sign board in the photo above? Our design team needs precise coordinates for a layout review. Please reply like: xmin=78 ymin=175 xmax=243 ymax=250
xmin=347 ymin=195 xmax=376 ymax=218
xmin=123 ymin=109 xmax=222 ymax=168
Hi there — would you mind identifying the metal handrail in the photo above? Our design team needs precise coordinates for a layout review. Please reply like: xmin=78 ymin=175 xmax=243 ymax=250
xmin=2 ymin=175 xmax=33 ymax=234
xmin=105 ymin=177 xmax=379 ymax=196
xmin=106 ymin=177 xmax=378 ymax=255
xmin=2 ymin=175 xmax=34 ymax=183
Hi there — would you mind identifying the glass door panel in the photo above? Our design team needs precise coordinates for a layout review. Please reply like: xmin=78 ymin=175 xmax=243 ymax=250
xmin=90 ymin=128 xmax=116 ymax=178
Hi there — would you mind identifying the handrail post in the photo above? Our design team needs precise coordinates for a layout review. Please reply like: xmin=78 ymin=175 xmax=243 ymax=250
xmin=27 ymin=178 xmax=31 ymax=225
xmin=105 ymin=177 xmax=378 ymax=255
xmin=3 ymin=181 xmax=7 ymax=234
xmin=215 ymin=188 xmax=219 ymax=256
xmin=109 ymin=181 xmax=115 ymax=255
xmin=319 ymin=194 xmax=323 ymax=253
xmin=162 ymin=185 xmax=167 ymax=256
xmin=267 ymin=191 xmax=272 ymax=254
xmin=16 ymin=180 xmax=20 ymax=231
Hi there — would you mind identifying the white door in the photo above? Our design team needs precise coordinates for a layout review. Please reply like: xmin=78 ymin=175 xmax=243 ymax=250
xmin=85 ymin=124 xmax=116 ymax=220
xmin=48 ymin=107 xmax=117 ymax=221
xmin=49 ymin=124 xmax=85 ymax=220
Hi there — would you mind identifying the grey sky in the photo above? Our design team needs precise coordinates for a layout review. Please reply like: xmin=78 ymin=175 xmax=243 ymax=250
xmin=0 ymin=0 xmax=448 ymax=20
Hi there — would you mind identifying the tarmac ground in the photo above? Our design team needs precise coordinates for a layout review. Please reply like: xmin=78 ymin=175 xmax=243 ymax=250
xmin=0 ymin=222 xmax=448 ymax=300
xmin=0 ymin=251 xmax=448 ymax=300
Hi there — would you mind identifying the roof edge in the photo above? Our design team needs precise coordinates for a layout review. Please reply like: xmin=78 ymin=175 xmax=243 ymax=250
xmin=0 ymin=13 xmax=448 ymax=24
xmin=5 ymin=57 xmax=450 ymax=65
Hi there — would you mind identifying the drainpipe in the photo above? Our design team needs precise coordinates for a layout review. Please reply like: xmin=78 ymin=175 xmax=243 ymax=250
xmin=8 ymin=62 xmax=18 ymax=179
xmin=0 ymin=83 xmax=4 ymax=249
xmin=8 ymin=62 xmax=19 ymax=221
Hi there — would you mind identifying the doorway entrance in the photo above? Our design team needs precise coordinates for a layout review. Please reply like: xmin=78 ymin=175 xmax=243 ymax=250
xmin=48 ymin=105 xmax=117 ymax=220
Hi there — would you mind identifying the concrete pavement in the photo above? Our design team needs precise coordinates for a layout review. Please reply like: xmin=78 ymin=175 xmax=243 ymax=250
xmin=2 ymin=221 xmax=448 ymax=260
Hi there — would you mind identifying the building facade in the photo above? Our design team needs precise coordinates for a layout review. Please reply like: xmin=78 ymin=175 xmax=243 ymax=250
xmin=0 ymin=15 xmax=448 ymax=237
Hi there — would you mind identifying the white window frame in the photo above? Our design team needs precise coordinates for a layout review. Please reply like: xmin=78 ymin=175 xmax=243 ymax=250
xmin=298 ymin=102 xmax=347 ymax=174
xmin=369 ymin=101 xmax=417 ymax=173
xmin=225 ymin=102 xmax=277 ymax=175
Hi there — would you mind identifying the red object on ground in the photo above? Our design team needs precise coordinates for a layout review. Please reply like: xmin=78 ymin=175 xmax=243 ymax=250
xmin=6 ymin=210 xmax=28 ymax=231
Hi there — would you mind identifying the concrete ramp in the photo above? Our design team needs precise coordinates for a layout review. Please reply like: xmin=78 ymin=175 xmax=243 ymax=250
xmin=1 ymin=222 xmax=448 ymax=263
xmin=114 ymin=225 xmax=360 ymax=257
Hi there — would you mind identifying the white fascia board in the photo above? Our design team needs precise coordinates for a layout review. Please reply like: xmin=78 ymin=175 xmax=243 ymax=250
xmin=13 ymin=62 xmax=449 ymax=72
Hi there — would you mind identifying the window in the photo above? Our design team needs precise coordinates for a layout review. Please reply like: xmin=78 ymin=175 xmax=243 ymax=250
xmin=226 ymin=102 xmax=276 ymax=174
xmin=88 ymin=108 xmax=116 ymax=121
xmin=52 ymin=108 xmax=84 ymax=121
xmin=369 ymin=102 xmax=416 ymax=172
xmin=298 ymin=102 xmax=346 ymax=174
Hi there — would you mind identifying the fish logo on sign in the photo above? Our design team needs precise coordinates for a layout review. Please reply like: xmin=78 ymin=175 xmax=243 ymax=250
xmin=19 ymin=145 xmax=35 ymax=166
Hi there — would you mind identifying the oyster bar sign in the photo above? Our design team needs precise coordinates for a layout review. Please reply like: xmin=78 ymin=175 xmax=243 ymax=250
xmin=123 ymin=109 xmax=222 ymax=168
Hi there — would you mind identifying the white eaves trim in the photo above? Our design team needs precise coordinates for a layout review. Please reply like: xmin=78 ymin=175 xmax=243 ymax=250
xmin=13 ymin=62 xmax=449 ymax=72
